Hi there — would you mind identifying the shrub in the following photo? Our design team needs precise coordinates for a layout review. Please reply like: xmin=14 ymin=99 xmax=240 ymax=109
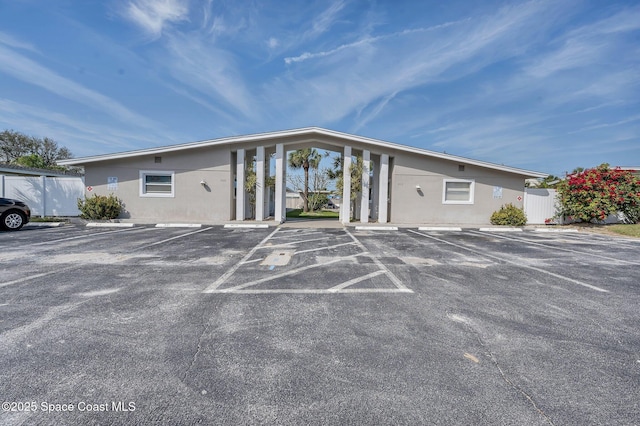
xmin=77 ymin=194 xmax=123 ymax=220
xmin=557 ymin=164 xmax=640 ymax=224
xmin=490 ymin=203 xmax=527 ymax=226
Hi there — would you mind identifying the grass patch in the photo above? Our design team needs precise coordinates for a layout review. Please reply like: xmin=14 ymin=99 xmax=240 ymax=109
xmin=607 ymin=224 xmax=640 ymax=238
xmin=286 ymin=209 xmax=339 ymax=219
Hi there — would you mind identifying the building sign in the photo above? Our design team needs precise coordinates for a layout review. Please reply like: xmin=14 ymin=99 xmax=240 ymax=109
xmin=493 ymin=186 xmax=503 ymax=199
xmin=107 ymin=177 xmax=118 ymax=191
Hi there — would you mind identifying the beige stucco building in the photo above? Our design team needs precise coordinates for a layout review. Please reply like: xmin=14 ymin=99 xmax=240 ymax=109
xmin=59 ymin=127 xmax=546 ymax=225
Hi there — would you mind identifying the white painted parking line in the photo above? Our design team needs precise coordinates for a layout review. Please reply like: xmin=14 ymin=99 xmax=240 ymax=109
xmin=86 ymin=222 xmax=135 ymax=228
xmin=141 ymin=227 xmax=213 ymax=249
xmin=294 ymin=241 xmax=357 ymax=255
xmin=471 ymin=230 xmax=638 ymax=266
xmin=418 ymin=227 xmax=462 ymax=231
xmin=408 ymin=230 xmax=609 ymax=293
xmin=533 ymin=228 xmax=579 ymax=233
xmin=156 ymin=223 xmax=202 ymax=228
xmin=0 ymin=268 xmax=74 ymax=289
xmin=30 ymin=226 xmax=146 ymax=246
xmin=203 ymin=228 xmax=281 ymax=293
xmin=328 ymin=270 xmax=387 ymax=292
xmin=214 ymin=288 xmax=412 ymax=294
xmin=344 ymin=229 xmax=411 ymax=292
xmin=258 ymin=235 xmax=335 ymax=248
xmin=216 ymin=252 xmax=369 ymax=293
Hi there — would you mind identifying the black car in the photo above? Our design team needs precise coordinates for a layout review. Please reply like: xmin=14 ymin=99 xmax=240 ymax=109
xmin=0 ymin=197 xmax=31 ymax=231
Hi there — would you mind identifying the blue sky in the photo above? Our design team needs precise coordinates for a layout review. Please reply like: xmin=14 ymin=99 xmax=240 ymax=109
xmin=0 ymin=0 xmax=638 ymax=176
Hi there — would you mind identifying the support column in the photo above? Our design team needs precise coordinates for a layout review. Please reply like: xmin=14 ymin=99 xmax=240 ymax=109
xmin=236 ymin=149 xmax=245 ymax=221
xmin=371 ymin=155 xmax=379 ymax=221
xmin=340 ymin=146 xmax=352 ymax=225
xmin=274 ymin=143 xmax=285 ymax=223
xmin=256 ymin=146 xmax=265 ymax=221
xmin=360 ymin=150 xmax=370 ymax=223
xmin=378 ymin=154 xmax=389 ymax=223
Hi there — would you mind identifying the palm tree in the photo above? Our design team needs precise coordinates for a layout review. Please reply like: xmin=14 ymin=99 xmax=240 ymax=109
xmin=288 ymin=148 xmax=322 ymax=212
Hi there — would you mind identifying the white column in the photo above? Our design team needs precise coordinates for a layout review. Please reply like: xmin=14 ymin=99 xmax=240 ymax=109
xmin=378 ymin=154 xmax=389 ymax=223
xmin=371 ymin=156 xmax=379 ymax=221
xmin=256 ymin=146 xmax=265 ymax=221
xmin=236 ymin=149 xmax=245 ymax=221
xmin=274 ymin=143 xmax=285 ymax=223
xmin=341 ymin=145 xmax=352 ymax=225
xmin=360 ymin=150 xmax=370 ymax=223
xmin=0 ymin=175 xmax=5 ymax=198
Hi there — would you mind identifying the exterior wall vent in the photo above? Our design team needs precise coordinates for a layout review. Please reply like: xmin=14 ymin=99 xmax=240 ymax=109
xmin=155 ymin=156 xmax=162 ymax=163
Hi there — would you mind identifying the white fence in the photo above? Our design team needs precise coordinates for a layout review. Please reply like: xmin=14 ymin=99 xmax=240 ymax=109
xmin=524 ymin=188 xmax=558 ymax=224
xmin=0 ymin=175 xmax=85 ymax=216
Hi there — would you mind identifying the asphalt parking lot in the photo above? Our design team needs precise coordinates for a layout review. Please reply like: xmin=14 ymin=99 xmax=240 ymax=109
xmin=1 ymin=224 xmax=639 ymax=425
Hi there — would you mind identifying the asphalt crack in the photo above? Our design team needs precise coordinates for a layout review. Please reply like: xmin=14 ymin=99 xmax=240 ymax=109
xmin=450 ymin=312 xmax=556 ymax=426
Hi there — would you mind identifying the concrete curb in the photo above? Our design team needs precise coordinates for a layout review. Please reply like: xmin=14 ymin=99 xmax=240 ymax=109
xmin=25 ymin=222 xmax=66 ymax=228
xmin=354 ymin=226 xmax=398 ymax=231
xmin=224 ymin=223 xmax=270 ymax=229
xmin=418 ymin=226 xmax=462 ymax=231
xmin=86 ymin=222 xmax=135 ymax=228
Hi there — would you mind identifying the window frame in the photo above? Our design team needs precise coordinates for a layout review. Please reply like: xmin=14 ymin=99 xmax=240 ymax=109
xmin=139 ymin=170 xmax=175 ymax=198
xmin=442 ymin=179 xmax=475 ymax=205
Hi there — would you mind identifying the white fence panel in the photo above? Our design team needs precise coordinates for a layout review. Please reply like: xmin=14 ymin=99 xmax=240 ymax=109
xmin=524 ymin=188 xmax=558 ymax=224
xmin=1 ymin=175 xmax=84 ymax=216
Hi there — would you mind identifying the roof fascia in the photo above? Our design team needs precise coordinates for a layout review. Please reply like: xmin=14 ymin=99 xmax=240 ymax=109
xmin=58 ymin=127 xmax=547 ymax=178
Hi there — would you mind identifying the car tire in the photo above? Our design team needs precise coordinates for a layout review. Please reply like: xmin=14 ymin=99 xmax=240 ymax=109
xmin=1 ymin=210 xmax=27 ymax=231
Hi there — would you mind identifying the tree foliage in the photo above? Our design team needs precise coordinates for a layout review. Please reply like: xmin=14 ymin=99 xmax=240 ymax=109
xmin=0 ymin=129 xmax=73 ymax=169
xmin=557 ymin=164 xmax=640 ymax=223
xmin=328 ymin=154 xmax=369 ymax=220
xmin=288 ymin=148 xmax=322 ymax=212
xmin=244 ymin=157 xmax=275 ymax=218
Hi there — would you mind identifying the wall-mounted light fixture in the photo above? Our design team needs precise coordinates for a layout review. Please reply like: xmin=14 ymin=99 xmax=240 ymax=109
xmin=200 ymin=180 xmax=207 ymax=186
xmin=415 ymin=184 xmax=421 ymax=190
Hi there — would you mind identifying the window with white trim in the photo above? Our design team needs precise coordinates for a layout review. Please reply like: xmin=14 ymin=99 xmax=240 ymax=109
xmin=442 ymin=179 xmax=474 ymax=204
xmin=140 ymin=170 xmax=175 ymax=197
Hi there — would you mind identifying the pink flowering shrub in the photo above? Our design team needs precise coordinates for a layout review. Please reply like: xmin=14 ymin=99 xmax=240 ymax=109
xmin=557 ymin=164 xmax=640 ymax=223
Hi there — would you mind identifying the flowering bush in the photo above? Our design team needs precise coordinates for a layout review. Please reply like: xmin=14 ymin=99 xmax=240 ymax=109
xmin=556 ymin=164 xmax=640 ymax=223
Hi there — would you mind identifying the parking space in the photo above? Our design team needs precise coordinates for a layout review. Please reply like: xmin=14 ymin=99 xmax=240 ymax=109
xmin=1 ymin=224 xmax=639 ymax=425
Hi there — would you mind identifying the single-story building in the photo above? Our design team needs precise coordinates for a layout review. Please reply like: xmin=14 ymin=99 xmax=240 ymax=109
xmin=58 ymin=127 xmax=547 ymax=224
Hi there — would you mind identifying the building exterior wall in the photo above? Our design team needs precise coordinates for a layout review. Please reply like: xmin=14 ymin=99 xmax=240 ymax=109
xmin=80 ymin=136 xmax=530 ymax=225
xmin=389 ymin=152 xmax=525 ymax=224
xmin=84 ymin=145 xmax=232 ymax=223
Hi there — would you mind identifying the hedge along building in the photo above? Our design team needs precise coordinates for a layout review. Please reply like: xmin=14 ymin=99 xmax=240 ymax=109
xmin=58 ymin=127 xmax=547 ymax=225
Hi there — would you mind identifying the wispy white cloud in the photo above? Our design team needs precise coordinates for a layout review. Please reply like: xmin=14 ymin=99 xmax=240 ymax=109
xmin=0 ymin=44 xmax=159 ymax=129
xmin=0 ymin=31 xmax=39 ymax=53
xmin=122 ymin=0 xmax=189 ymax=39
xmin=273 ymin=0 xmax=567 ymax=128
xmin=304 ymin=0 xmax=346 ymax=40
xmin=162 ymin=33 xmax=255 ymax=117
xmin=0 ymin=98 xmax=166 ymax=155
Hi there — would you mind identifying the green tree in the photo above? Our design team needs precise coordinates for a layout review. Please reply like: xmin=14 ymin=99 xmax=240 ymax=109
xmin=15 ymin=154 xmax=48 ymax=169
xmin=328 ymin=154 xmax=368 ymax=220
xmin=0 ymin=129 xmax=72 ymax=168
xmin=288 ymin=148 xmax=322 ymax=212
xmin=557 ymin=164 xmax=640 ymax=223
xmin=244 ymin=157 xmax=275 ymax=219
